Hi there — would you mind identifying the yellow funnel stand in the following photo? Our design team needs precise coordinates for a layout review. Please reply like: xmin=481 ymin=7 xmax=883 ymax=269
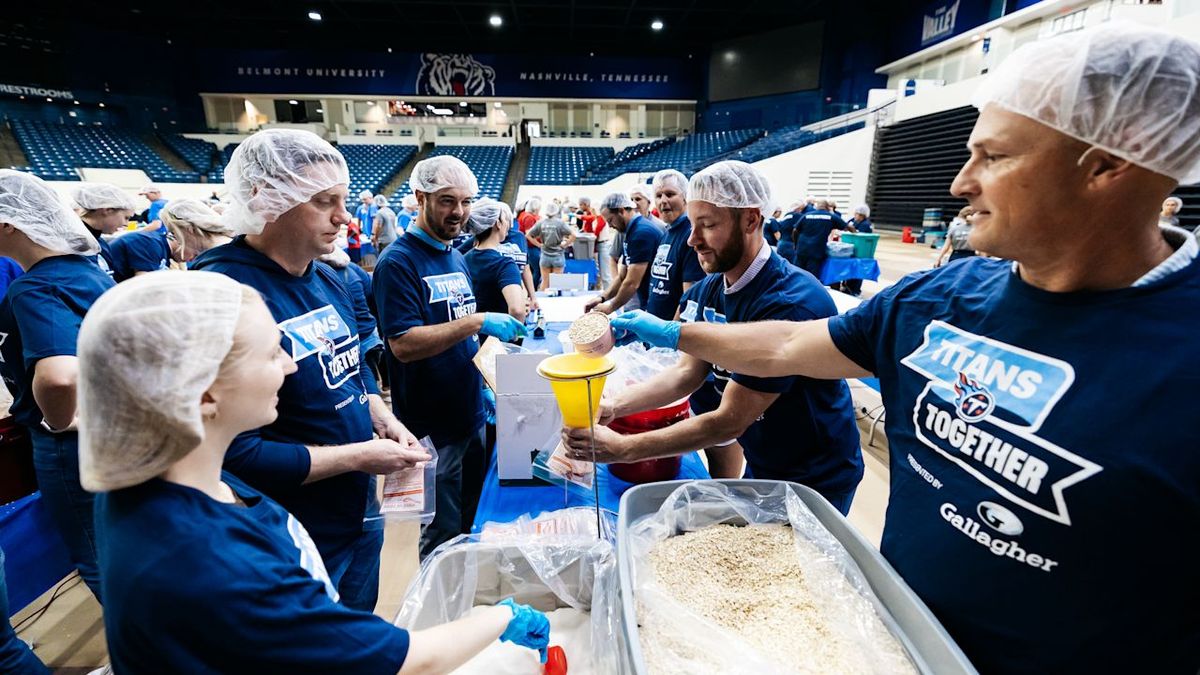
xmin=537 ymin=353 xmax=616 ymax=428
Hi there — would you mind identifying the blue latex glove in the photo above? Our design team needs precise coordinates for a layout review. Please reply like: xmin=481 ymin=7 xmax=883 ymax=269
xmin=609 ymin=310 xmax=681 ymax=350
xmin=480 ymin=313 xmax=528 ymax=342
xmin=497 ymin=598 xmax=550 ymax=663
xmin=482 ymin=386 xmax=497 ymax=425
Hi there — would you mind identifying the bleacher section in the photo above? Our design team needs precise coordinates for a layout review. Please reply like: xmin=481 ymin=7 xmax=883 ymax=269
xmin=866 ymin=106 xmax=977 ymax=229
xmin=709 ymin=122 xmax=866 ymax=172
xmin=338 ymin=144 xmax=418 ymax=198
xmin=159 ymin=133 xmax=217 ymax=173
xmin=525 ymin=146 xmax=613 ymax=185
xmin=391 ymin=145 xmax=513 ymax=202
xmin=11 ymin=120 xmax=200 ymax=183
xmin=582 ymin=130 xmax=762 ymax=183
xmin=207 ymin=144 xmax=237 ymax=183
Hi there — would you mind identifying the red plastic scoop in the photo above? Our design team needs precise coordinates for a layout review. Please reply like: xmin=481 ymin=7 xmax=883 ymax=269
xmin=544 ymin=645 xmax=568 ymax=675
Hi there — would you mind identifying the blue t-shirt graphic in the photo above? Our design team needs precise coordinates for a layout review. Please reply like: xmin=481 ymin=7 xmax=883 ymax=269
xmin=97 ymin=472 xmax=409 ymax=674
xmin=678 ymin=248 xmax=862 ymax=497
xmin=827 ymin=256 xmax=1200 ymax=673
xmin=373 ymin=227 xmax=484 ymax=445
xmin=645 ymin=215 xmax=705 ymax=320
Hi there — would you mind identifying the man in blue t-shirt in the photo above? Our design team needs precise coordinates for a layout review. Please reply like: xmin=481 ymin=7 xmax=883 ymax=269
xmin=373 ymin=156 xmax=525 ymax=557
xmin=585 ymin=192 xmax=664 ymax=314
xmin=354 ymin=189 xmax=377 ymax=238
xmin=791 ymin=198 xmax=849 ymax=279
xmin=192 ymin=129 xmax=427 ymax=612
xmin=644 ymin=169 xmax=705 ymax=321
xmin=606 ymin=25 xmax=1200 ymax=673
xmin=108 ymin=227 xmax=172 ymax=282
xmin=137 ymin=185 xmax=169 ymax=226
xmin=563 ymin=162 xmax=862 ymax=511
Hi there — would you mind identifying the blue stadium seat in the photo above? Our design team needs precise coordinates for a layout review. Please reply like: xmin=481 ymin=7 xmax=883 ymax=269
xmin=10 ymin=120 xmax=200 ymax=183
xmin=390 ymin=145 xmax=513 ymax=203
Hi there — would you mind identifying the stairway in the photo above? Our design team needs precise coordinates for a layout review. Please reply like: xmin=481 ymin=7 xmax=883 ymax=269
xmin=382 ymin=143 xmax=433 ymax=197
xmin=502 ymin=139 xmax=530 ymax=205
xmin=0 ymin=123 xmax=30 ymax=169
xmin=143 ymin=134 xmax=194 ymax=173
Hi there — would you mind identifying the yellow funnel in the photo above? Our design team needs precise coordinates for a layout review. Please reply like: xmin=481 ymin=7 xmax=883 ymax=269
xmin=537 ymin=353 xmax=616 ymax=428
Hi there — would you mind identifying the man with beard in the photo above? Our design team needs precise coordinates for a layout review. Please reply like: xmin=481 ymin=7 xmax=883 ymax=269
xmin=373 ymin=156 xmax=526 ymax=556
xmin=562 ymin=161 xmax=862 ymax=512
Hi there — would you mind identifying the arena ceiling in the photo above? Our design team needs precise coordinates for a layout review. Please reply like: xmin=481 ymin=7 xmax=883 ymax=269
xmin=8 ymin=0 xmax=921 ymax=58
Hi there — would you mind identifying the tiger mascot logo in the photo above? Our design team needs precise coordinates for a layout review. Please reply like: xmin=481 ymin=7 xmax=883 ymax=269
xmin=415 ymin=54 xmax=496 ymax=96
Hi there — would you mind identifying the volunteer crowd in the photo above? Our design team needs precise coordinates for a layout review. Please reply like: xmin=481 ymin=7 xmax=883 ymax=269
xmin=0 ymin=21 xmax=1196 ymax=675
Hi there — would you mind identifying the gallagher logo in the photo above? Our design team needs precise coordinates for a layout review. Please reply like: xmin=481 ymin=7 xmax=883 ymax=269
xmin=953 ymin=372 xmax=994 ymax=422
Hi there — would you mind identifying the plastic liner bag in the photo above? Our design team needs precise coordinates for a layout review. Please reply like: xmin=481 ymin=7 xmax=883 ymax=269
xmin=395 ymin=534 xmax=631 ymax=674
xmin=363 ymin=437 xmax=438 ymax=529
xmin=603 ymin=343 xmax=681 ymax=401
xmin=479 ymin=507 xmax=617 ymax=544
xmin=627 ymin=482 xmax=919 ymax=674
xmin=827 ymin=241 xmax=855 ymax=258
xmin=477 ymin=339 xmax=548 ymax=389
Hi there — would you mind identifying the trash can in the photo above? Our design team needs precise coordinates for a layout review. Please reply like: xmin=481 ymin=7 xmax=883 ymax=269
xmin=573 ymin=232 xmax=597 ymax=260
xmin=841 ymin=232 xmax=881 ymax=258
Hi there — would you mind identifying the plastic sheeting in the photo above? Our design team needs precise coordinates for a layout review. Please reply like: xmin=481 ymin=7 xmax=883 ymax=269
xmin=395 ymin=535 xmax=631 ymax=674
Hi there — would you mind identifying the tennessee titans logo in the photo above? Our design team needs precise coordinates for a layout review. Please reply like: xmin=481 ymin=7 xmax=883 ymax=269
xmin=953 ymin=372 xmax=994 ymax=422
xmin=416 ymin=53 xmax=496 ymax=96
xmin=315 ymin=335 xmax=336 ymax=355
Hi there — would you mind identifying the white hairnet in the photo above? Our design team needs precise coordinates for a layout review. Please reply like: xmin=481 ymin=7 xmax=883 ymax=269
xmin=465 ymin=197 xmax=513 ymax=236
xmin=973 ymin=22 xmax=1200 ymax=185
xmin=160 ymin=198 xmax=232 ymax=236
xmin=687 ymin=160 xmax=773 ymax=216
xmin=544 ymin=201 xmax=562 ymax=218
xmin=408 ymin=155 xmax=479 ymax=195
xmin=600 ymin=192 xmax=635 ymax=212
xmin=359 ymin=189 xmax=373 ymax=200
xmin=652 ymin=169 xmax=689 ymax=198
xmin=629 ymin=183 xmax=653 ymax=201
xmin=222 ymin=129 xmax=349 ymax=235
xmin=527 ymin=197 xmax=543 ymax=213
xmin=78 ymin=271 xmax=248 ymax=492
xmin=72 ymin=183 xmax=137 ymax=213
xmin=1165 ymin=196 xmax=1183 ymax=208
xmin=853 ymin=204 xmax=871 ymax=217
xmin=373 ymin=194 xmax=388 ymax=207
xmin=0 ymin=170 xmax=100 ymax=256
xmin=402 ymin=194 xmax=418 ymax=210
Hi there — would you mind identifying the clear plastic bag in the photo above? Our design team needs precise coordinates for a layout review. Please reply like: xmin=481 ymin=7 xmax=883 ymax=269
xmin=626 ymin=482 xmax=918 ymax=674
xmin=479 ymin=507 xmax=616 ymax=544
xmin=603 ymin=343 xmax=682 ymax=401
xmin=363 ymin=437 xmax=438 ymax=529
xmin=395 ymin=534 xmax=630 ymax=674
xmin=531 ymin=429 xmax=596 ymax=499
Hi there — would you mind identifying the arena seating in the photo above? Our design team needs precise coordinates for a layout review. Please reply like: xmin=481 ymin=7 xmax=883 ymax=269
xmin=525 ymin=146 xmax=613 ymax=185
xmin=207 ymin=144 xmax=237 ymax=183
xmin=158 ymin=133 xmax=218 ymax=173
xmin=696 ymin=121 xmax=867 ymax=173
xmin=391 ymin=145 xmax=512 ymax=202
xmin=582 ymin=130 xmax=762 ymax=183
xmin=338 ymin=144 xmax=417 ymax=198
xmin=11 ymin=120 xmax=200 ymax=183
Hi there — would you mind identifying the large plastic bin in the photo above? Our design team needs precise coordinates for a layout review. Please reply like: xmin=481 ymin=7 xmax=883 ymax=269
xmin=617 ymin=480 xmax=976 ymax=675
xmin=572 ymin=232 xmax=597 ymax=260
xmin=841 ymin=232 xmax=881 ymax=258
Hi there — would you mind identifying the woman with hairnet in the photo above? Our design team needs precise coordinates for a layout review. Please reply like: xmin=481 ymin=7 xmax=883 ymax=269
xmin=517 ymin=197 xmax=543 ymax=287
xmin=605 ymin=23 xmax=1200 ymax=672
xmin=373 ymin=156 xmax=526 ymax=557
xmin=463 ymin=198 xmax=527 ymax=323
xmin=629 ymin=182 xmax=657 ymax=221
xmin=192 ymin=129 xmax=427 ymax=612
xmin=72 ymin=182 xmax=137 ymax=280
xmin=564 ymin=161 xmax=862 ymax=511
xmin=81 ymin=271 xmax=549 ymax=674
xmin=108 ymin=219 xmax=173 ymax=282
xmin=160 ymin=198 xmax=234 ymax=264
xmin=0 ymin=170 xmax=115 ymax=600
xmin=527 ymin=200 xmax=575 ymax=290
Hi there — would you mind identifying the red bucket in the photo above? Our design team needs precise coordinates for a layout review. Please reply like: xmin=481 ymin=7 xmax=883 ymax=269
xmin=607 ymin=400 xmax=689 ymax=483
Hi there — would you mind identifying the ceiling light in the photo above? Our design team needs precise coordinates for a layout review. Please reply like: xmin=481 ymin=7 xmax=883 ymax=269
xmin=73 ymin=100 xmax=79 ymax=105
xmin=489 ymin=14 xmax=503 ymax=27
xmin=308 ymin=11 xmax=322 ymax=21
xmin=387 ymin=47 xmax=393 ymax=53
xmin=288 ymin=99 xmax=299 ymax=105
xmin=459 ymin=101 xmax=468 ymax=107
xmin=432 ymin=107 xmax=454 ymax=115
xmin=316 ymin=108 xmax=324 ymax=113
xmin=651 ymin=19 xmax=664 ymax=31
xmin=99 ymin=102 xmax=105 ymax=107
xmin=45 ymin=97 xmax=52 ymax=102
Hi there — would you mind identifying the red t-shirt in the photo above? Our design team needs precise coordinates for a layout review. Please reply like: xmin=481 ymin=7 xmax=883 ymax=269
xmin=579 ymin=213 xmax=606 ymax=238
xmin=347 ymin=223 xmax=362 ymax=249
xmin=518 ymin=211 xmax=539 ymax=233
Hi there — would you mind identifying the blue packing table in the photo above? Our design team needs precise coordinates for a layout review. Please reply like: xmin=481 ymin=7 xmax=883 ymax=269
xmin=820 ymin=258 xmax=881 ymax=285
xmin=472 ymin=452 xmax=710 ymax=533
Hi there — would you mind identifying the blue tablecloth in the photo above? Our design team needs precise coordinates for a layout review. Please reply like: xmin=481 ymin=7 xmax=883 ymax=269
xmin=472 ymin=452 xmax=710 ymax=532
xmin=820 ymin=257 xmax=881 ymax=285
xmin=1 ymin=493 xmax=72 ymax=613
